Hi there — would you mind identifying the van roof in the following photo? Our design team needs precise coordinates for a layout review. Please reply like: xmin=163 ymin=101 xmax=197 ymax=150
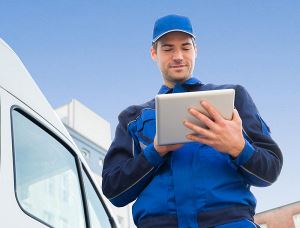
xmin=0 ymin=38 xmax=73 ymax=144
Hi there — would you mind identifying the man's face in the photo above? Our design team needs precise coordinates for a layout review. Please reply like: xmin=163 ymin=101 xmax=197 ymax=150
xmin=151 ymin=31 xmax=197 ymax=88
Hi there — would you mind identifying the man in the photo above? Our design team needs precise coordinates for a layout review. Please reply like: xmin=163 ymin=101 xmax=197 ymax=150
xmin=102 ymin=15 xmax=283 ymax=228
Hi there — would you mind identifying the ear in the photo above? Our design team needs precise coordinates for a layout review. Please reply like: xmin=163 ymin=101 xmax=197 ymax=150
xmin=194 ymin=44 xmax=198 ymax=58
xmin=150 ymin=47 xmax=157 ymax=61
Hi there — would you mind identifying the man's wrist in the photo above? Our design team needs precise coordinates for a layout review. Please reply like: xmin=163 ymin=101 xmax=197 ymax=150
xmin=230 ymin=139 xmax=246 ymax=158
xmin=231 ymin=140 xmax=255 ymax=166
xmin=154 ymin=144 xmax=169 ymax=157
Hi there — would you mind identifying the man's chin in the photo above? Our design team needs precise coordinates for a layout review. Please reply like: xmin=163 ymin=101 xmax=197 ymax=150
xmin=170 ymin=75 xmax=191 ymax=83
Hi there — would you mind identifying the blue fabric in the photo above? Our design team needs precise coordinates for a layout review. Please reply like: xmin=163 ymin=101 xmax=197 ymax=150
xmin=257 ymin=113 xmax=271 ymax=136
xmin=172 ymin=144 xmax=198 ymax=227
xmin=173 ymin=82 xmax=188 ymax=93
xmin=102 ymin=78 xmax=283 ymax=227
xmin=152 ymin=14 xmax=195 ymax=43
xmin=158 ymin=77 xmax=202 ymax=94
xmin=143 ymin=143 xmax=165 ymax=167
xmin=215 ymin=219 xmax=259 ymax=228
xmin=232 ymin=140 xmax=255 ymax=166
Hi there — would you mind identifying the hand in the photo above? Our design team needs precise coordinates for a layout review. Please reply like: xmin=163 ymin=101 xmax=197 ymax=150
xmin=154 ymin=135 xmax=182 ymax=157
xmin=183 ymin=101 xmax=245 ymax=158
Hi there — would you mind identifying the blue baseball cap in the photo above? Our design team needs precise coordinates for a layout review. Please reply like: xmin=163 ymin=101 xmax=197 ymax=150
xmin=152 ymin=14 xmax=195 ymax=43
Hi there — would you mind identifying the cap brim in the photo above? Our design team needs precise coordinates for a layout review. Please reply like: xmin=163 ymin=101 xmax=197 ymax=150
xmin=152 ymin=29 xmax=195 ymax=43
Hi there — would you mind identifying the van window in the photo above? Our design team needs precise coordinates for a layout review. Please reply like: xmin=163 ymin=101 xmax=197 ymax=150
xmin=12 ymin=110 xmax=86 ymax=228
xmin=82 ymin=166 xmax=111 ymax=228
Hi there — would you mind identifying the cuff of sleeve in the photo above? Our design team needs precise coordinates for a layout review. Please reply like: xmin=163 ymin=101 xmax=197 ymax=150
xmin=143 ymin=143 xmax=165 ymax=167
xmin=232 ymin=140 xmax=255 ymax=166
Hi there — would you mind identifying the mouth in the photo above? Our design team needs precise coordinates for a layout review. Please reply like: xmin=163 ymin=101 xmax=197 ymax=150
xmin=170 ymin=65 xmax=186 ymax=69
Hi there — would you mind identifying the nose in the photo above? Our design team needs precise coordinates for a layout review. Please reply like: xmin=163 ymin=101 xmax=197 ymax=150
xmin=172 ymin=50 xmax=183 ymax=62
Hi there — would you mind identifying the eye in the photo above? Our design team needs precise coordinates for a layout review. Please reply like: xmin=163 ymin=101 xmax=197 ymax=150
xmin=182 ymin=43 xmax=193 ymax=51
xmin=182 ymin=45 xmax=192 ymax=51
xmin=162 ymin=48 xmax=172 ymax=52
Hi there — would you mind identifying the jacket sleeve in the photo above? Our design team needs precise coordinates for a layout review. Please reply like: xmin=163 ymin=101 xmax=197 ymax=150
xmin=230 ymin=85 xmax=283 ymax=187
xmin=102 ymin=108 xmax=166 ymax=207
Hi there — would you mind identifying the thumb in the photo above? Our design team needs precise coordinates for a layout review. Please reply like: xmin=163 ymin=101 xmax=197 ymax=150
xmin=232 ymin=109 xmax=241 ymax=121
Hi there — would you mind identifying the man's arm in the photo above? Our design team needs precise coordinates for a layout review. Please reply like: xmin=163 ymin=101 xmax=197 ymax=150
xmin=184 ymin=85 xmax=283 ymax=187
xmin=102 ymin=109 xmax=168 ymax=207
xmin=233 ymin=85 xmax=283 ymax=186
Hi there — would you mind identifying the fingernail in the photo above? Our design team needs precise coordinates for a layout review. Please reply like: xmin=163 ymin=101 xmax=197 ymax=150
xmin=189 ymin=108 xmax=196 ymax=113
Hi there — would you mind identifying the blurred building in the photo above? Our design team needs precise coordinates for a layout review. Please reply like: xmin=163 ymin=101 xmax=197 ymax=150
xmin=255 ymin=202 xmax=300 ymax=228
xmin=56 ymin=99 xmax=135 ymax=228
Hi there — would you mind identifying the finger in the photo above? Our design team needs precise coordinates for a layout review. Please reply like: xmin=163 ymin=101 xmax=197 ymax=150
xmin=186 ymin=134 xmax=213 ymax=145
xmin=167 ymin=144 xmax=182 ymax=150
xmin=188 ymin=108 xmax=216 ymax=130
xmin=232 ymin=109 xmax=241 ymax=122
xmin=184 ymin=120 xmax=215 ymax=139
xmin=201 ymin=101 xmax=223 ymax=123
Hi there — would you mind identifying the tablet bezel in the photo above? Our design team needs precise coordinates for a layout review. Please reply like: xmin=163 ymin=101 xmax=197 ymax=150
xmin=155 ymin=89 xmax=235 ymax=145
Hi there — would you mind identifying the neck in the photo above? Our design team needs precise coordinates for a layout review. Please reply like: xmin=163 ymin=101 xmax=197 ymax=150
xmin=163 ymin=77 xmax=191 ymax=88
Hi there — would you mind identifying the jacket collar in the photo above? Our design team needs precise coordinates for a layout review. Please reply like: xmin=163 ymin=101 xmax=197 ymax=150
xmin=158 ymin=77 xmax=202 ymax=94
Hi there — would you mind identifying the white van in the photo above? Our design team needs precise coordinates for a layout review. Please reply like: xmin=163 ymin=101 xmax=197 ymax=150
xmin=0 ymin=38 xmax=119 ymax=228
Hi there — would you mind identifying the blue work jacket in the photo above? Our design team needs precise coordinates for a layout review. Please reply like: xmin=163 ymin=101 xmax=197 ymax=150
xmin=102 ymin=78 xmax=282 ymax=228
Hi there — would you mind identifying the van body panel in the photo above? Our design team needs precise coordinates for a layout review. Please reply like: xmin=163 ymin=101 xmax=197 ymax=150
xmin=0 ymin=89 xmax=48 ymax=227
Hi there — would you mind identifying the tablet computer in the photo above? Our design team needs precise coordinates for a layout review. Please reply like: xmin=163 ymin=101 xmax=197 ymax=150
xmin=155 ymin=89 xmax=235 ymax=145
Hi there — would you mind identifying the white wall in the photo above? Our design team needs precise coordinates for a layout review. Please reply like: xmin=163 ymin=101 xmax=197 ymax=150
xmin=56 ymin=99 xmax=111 ymax=150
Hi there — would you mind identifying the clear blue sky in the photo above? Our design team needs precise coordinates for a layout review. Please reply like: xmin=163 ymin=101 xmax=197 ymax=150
xmin=1 ymin=1 xmax=299 ymax=212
